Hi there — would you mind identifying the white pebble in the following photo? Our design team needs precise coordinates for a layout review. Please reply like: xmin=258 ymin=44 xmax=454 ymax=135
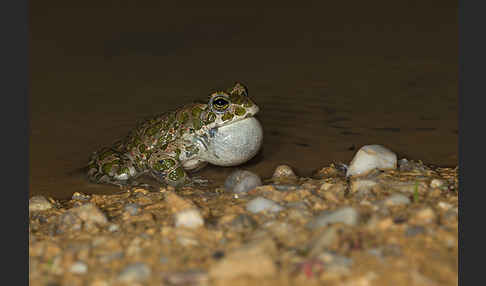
xmin=118 ymin=263 xmax=151 ymax=282
xmin=346 ymin=145 xmax=397 ymax=177
xmin=29 ymin=196 xmax=52 ymax=212
xmin=307 ymin=207 xmax=359 ymax=229
xmin=430 ymin=179 xmax=445 ymax=189
xmin=224 ymin=170 xmax=262 ymax=194
xmin=437 ymin=201 xmax=453 ymax=210
xmin=383 ymin=194 xmax=411 ymax=206
xmin=69 ymin=261 xmax=88 ymax=274
xmin=246 ymin=197 xmax=284 ymax=213
xmin=174 ymin=209 xmax=204 ymax=228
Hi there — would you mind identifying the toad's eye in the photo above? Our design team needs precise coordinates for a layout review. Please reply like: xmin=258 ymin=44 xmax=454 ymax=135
xmin=212 ymin=97 xmax=230 ymax=112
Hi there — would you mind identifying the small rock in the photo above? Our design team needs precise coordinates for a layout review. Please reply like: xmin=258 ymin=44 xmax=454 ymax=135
xmin=117 ymin=263 xmax=151 ymax=283
xmin=350 ymin=179 xmax=378 ymax=194
xmin=412 ymin=207 xmax=436 ymax=224
xmin=286 ymin=201 xmax=308 ymax=210
xmin=57 ymin=203 xmax=107 ymax=233
xmin=430 ymin=179 xmax=445 ymax=189
xmin=398 ymin=158 xmax=413 ymax=172
xmin=164 ymin=270 xmax=208 ymax=285
xmin=123 ymin=203 xmax=140 ymax=216
xmin=346 ymin=145 xmax=397 ymax=177
xmin=71 ymin=192 xmax=91 ymax=201
xmin=307 ymin=227 xmax=338 ymax=256
xmin=318 ymin=251 xmax=353 ymax=273
xmin=165 ymin=191 xmax=197 ymax=213
xmin=228 ymin=214 xmax=258 ymax=231
xmin=307 ymin=207 xmax=359 ymax=229
xmin=209 ymin=239 xmax=277 ymax=279
xmin=381 ymin=244 xmax=402 ymax=257
xmin=99 ymin=251 xmax=124 ymax=263
xmin=224 ymin=170 xmax=262 ymax=194
xmin=272 ymin=164 xmax=297 ymax=179
xmin=437 ymin=201 xmax=453 ymax=211
xmin=405 ymin=225 xmax=426 ymax=237
xmin=246 ymin=197 xmax=284 ymax=213
xmin=70 ymin=203 xmax=108 ymax=225
xmin=382 ymin=194 xmax=411 ymax=206
xmin=69 ymin=261 xmax=88 ymax=274
xmin=107 ymin=224 xmax=120 ymax=232
xmin=212 ymin=250 xmax=225 ymax=259
xmin=174 ymin=209 xmax=204 ymax=228
xmin=29 ymin=196 xmax=52 ymax=212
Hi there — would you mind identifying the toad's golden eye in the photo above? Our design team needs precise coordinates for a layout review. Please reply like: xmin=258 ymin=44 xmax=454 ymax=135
xmin=212 ymin=97 xmax=230 ymax=112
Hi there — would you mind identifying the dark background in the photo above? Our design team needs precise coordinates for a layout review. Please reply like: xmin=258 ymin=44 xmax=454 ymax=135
xmin=30 ymin=1 xmax=458 ymax=199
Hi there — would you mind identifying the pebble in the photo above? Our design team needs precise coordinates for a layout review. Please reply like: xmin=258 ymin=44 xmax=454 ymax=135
xmin=382 ymin=194 xmax=411 ymax=206
xmin=224 ymin=170 xmax=262 ymax=194
xmin=405 ymin=225 xmax=426 ymax=237
xmin=350 ymin=179 xmax=378 ymax=194
xmin=107 ymin=224 xmax=120 ymax=232
xmin=346 ymin=145 xmax=397 ymax=177
xmin=437 ymin=201 xmax=453 ymax=211
xmin=174 ymin=209 xmax=204 ymax=228
xmin=246 ymin=197 xmax=284 ymax=213
xmin=123 ymin=203 xmax=140 ymax=216
xmin=307 ymin=227 xmax=338 ymax=256
xmin=69 ymin=261 xmax=88 ymax=274
xmin=56 ymin=203 xmax=108 ymax=234
xmin=412 ymin=207 xmax=436 ymax=224
xmin=29 ymin=196 xmax=52 ymax=212
xmin=228 ymin=214 xmax=258 ymax=231
xmin=318 ymin=251 xmax=353 ymax=272
xmin=307 ymin=207 xmax=359 ymax=229
xmin=272 ymin=164 xmax=297 ymax=179
xmin=164 ymin=270 xmax=208 ymax=285
xmin=71 ymin=192 xmax=91 ymax=201
xmin=430 ymin=179 xmax=445 ymax=189
xmin=117 ymin=263 xmax=151 ymax=283
xmin=209 ymin=239 xmax=277 ymax=280
xmin=70 ymin=203 xmax=108 ymax=225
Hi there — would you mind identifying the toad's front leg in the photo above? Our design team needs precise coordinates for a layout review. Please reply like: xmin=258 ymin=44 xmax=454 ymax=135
xmin=149 ymin=157 xmax=189 ymax=187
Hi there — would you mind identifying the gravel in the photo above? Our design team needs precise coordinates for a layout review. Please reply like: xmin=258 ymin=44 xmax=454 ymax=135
xmin=307 ymin=207 xmax=360 ymax=229
xmin=246 ymin=197 xmax=284 ymax=213
xmin=117 ymin=263 xmax=151 ymax=283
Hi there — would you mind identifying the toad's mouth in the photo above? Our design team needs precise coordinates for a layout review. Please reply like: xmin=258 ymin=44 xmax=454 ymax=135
xmin=217 ymin=114 xmax=257 ymax=129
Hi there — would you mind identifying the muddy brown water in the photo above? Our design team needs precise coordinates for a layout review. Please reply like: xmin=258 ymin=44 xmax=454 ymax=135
xmin=30 ymin=1 xmax=458 ymax=199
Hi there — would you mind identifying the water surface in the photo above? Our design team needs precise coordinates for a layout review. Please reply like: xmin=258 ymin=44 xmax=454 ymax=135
xmin=30 ymin=2 xmax=458 ymax=199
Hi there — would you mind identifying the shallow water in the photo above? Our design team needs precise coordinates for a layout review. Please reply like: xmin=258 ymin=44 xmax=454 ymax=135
xmin=30 ymin=1 xmax=458 ymax=199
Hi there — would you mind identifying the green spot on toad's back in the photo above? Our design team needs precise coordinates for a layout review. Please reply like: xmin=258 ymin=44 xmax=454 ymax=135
xmin=102 ymin=163 xmax=114 ymax=174
xmin=222 ymin=112 xmax=234 ymax=121
xmin=235 ymin=106 xmax=246 ymax=116
xmin=168 ymin=167 xmax=185 ymax=182
xmin=193 ymin=118 xmax=203 ymax=130
xmin=99 ymin=150 xmax=114 ymax=160
xmin=192 ymin=106 xmax=203 ymax=118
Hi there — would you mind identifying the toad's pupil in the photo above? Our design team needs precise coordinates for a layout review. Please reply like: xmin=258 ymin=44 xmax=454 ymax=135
xmin=215 ymin=99 xmax=227 ymax=106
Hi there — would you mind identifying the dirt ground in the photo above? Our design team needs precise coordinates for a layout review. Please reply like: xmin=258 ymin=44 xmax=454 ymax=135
xmin=29 ymin=162 xmax=458 ymax=286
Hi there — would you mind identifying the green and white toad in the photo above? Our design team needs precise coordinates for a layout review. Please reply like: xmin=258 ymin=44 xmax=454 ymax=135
xmin=87 ymin=83 xmax=263 ymax=187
